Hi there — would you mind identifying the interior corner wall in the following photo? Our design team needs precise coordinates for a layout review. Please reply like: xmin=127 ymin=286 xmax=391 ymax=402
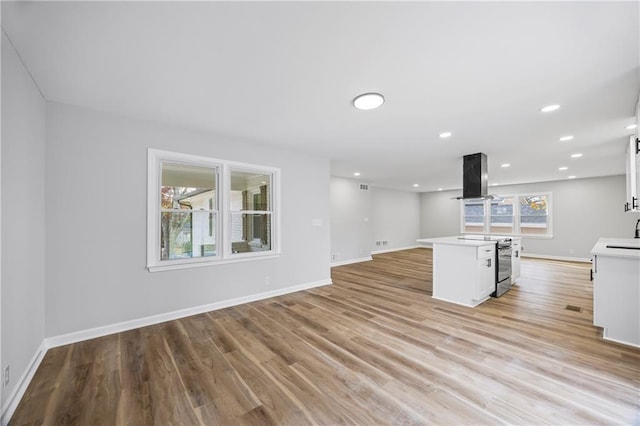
xmin=330 ymin=176 xmax=372 ymax=263
xmin=419 ymin=175 xmax=639 ymax=259
xmin=1 ymin=32 xmax=47 ymax=407
xmin=371 ymin=187 xmax=420 ymax=252
xmin=44 ymin=102 xmax=331 ymax=338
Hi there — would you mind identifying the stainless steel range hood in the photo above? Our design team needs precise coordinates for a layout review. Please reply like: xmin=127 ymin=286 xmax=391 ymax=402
xmin=457 ymin=152 xmax=492 ymax=200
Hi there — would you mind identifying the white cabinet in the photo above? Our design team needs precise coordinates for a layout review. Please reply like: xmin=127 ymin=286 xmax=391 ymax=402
xmin=511 ymin=238 xmax=521 ymax=283
xmin=430 ymin=241 xmax=496 ymax=307
xmin=591 ymin=239 xmax=640 ymax=348
xmin=477 ymin=246 xmax=496 ymax=300
xmin=625 ymin=136 xmax=639 ymax=212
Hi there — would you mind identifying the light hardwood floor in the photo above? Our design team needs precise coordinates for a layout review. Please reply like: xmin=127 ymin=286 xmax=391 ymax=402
xmin=9 ymin=248 xmax=640 ymax=425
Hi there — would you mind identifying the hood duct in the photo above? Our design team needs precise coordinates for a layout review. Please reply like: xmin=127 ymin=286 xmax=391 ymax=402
xmin=461 ymin=152 xmax=489 ymax=199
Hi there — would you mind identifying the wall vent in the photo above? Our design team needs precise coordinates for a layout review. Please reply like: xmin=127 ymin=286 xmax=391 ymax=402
xmin=359 ymin=184 xmax=369 ymax=191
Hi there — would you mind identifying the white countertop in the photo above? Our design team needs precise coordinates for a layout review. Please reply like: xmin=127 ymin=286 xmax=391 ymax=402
xmin=417 ymin=236 xmax=497 ymax=247
xmin=591 ymin=238 xmax=640 ymax=259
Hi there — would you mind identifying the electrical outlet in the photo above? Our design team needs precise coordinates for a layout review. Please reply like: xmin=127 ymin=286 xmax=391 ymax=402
xmin=3 ymin=365 xmax=9 ymax=387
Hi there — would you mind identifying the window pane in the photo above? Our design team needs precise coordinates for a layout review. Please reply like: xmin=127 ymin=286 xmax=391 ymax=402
xmin=520 ymin=195 xmax=549 ymax=235
xmin=464 ymin=200 xmax=485 ymax=233
xmin=230 ymin=170 xmax=271 ymax=211
xmin=161 ymin=211 xmax=217 ymax=260
xmin=161 ymin=163 xmax=217 ymax=209
xmin=490 ymin=196 xmax=513 ymax=234
xmin=160 ymin=162 xmax=217 ymax=261
xmin=230 ymin=213 xmax=271 ymax=253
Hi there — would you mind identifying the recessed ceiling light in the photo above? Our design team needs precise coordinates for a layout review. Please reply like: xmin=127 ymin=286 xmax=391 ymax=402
xmin=559 ymin=135 xmax=574 ymax=142
xmin=501 ymin=163 xmax=510 ymax=168
xmin=571 ymin=153 xmax=583 ymax=158
xmin=568 ymin=175 xmax=576 ymax=179
xmin=491 ymin=183 xmax=499 ymax=186
xmin=439 ymin=132 xmax=452 ymax=139
xmin=540 ymin=104 xmax=560 ymax=113
xmin=353 ymin=93 xmax=384 ymax=110
xmin=558 ymin=166 xmax=568 ymax=171
xmin=413 ymin=184 xmax=419 ymax=188
xmin=437 ymin=188 xmax=443 ymax=191
xmin=626 ymin=124 xmax=638 ymax=130
xmin=353 ymin=172 xmax=361 ymax=176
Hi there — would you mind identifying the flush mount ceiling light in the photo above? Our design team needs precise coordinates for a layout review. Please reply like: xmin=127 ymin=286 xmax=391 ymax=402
xmin=559 ymin=166 xmax=568 ymax=171
xmin=501 ymin=163 xmax=510 ymax=168
xmin=568 ymin=175 xmax=577 ymax=179
xmin=571 ymin=153 xmax=583 ymax=158
xmin=353 ymin=93 xmax=384 ymax=110
xmin=540 ymin=104 xmax=560 ymax=113
xmin=353 ymin=172 xmax=361 ymax=176
xmin=413 ymin=184 xmax=419 ymax=188
xmin=626 ymin=124 xmax=638 ymax=130
xmin=559 ymin=135 xmax=574 ymax=142
xmin=439 ymin=132 xmax=452 ymax=139
xmin=437 ymin=188 xmax=443 ymax=191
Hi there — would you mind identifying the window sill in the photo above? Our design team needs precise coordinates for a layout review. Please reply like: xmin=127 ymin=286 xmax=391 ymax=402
xmin=148 ymin=253 xmax=280 ymax=272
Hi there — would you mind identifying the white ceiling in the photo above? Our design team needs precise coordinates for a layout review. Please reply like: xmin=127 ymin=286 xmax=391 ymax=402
xmin=3 ymin=1 xmax=639 ymax=192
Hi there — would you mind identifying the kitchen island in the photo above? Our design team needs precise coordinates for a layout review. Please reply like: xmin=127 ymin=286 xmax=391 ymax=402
xmin=591 ymin=238 xmax=640 ymax=348
xmin=417 ymin=236 xmax=497 ymax=307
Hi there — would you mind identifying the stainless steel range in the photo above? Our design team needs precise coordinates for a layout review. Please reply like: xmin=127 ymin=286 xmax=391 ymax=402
xmin=494 ymin=238 xmax=512 ymax=297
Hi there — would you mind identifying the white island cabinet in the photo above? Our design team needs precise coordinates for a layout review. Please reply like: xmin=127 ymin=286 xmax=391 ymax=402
xmin=591 ymin=238 xmax=640 ymax=348
xmin=511 ymin=238 xmax=521 ymax=283
xmin=417 ymin=237 xmax=496 ymax=307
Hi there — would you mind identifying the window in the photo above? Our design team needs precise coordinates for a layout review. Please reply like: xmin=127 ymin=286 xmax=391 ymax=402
xmin=519 ymin=194 xmax=550 ymax=236
xmin=147 ymin=149 xmax=280 ymax=271
xmin=229 ymin=169 xmax=273 ymax=255
xmin=490 ymin=196 xmax=513 ymax=234
xmin=460 ymin=192 xmax=552 ymax=237
xmin=463 ymin=200 xmax=485 ymax=233
xmin=160 ymin=163 xmax=217 ymax=260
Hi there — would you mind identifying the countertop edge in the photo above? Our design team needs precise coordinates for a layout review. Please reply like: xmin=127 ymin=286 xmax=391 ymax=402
xmin=591 ymin=238 xmax=640 ymax=259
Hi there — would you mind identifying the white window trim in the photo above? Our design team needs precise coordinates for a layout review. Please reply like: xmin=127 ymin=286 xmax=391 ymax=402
xmin=147 ymin=148 xmax=281 ymax=272
xmin=460 ymin=192 xmax=553 ymax=239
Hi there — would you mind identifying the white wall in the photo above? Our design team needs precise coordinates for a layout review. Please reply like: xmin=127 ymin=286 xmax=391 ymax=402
xmin=420 ymin=175 xmax=640 ymax=259
xmin=419 ymin=189 xmax=460 ymax=238
xmin=1 ymin=32 xmax=46 ymax=409
xmin=44 ymin=102 xmax=331 ymax=337
xmin=371 ymin=187 xmax=420 ymax=252
xmin=330 ymin=176 xmax=372 ymax=264
xmin=330 ymin=177 xmax=421 ymax=263
xmin=502 ymin=176 xmax=639 ymax=259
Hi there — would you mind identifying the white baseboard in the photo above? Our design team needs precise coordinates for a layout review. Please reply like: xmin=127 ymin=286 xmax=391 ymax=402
xmin=1 ymin=278 xmax=332 ymax=425
xmin=1 ymin=340 xmax=48 ymax=426
xmin=601 ymin=334 xmax=640 ymax=349
xmin=371 ymin=245 xmax=420 ymax=255
xmin=330 ymin=256 xmax=372 ymax=267
xmin=521 ymin=252 xmax=591 ymax=263
xmin=46 ymin=278 xmax=332 ymax=349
